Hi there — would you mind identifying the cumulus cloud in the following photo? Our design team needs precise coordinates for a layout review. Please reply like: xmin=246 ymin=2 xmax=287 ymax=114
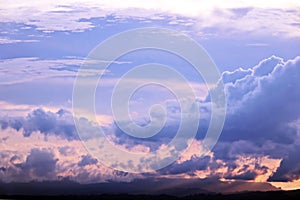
xmin=0 ymin=148 xmax=58 ymax=182
xmin=123 ymin=55 xmax=300 ymax=181
xmin=0 ymin=108 xmax=78 ymax=140
xmin=150 ymin=55 xmax=299 ymax=182
xmin=0 ymin=126 xmax=138 ymax=183
xmin=211 ymin=55 xmax=300 ymax=182
xmin=252 ymin=56 xmax=284 ymax=76
xmin=220 ymin=55 xmax=300 ymax=144
xmin=222 ymin=67 xmax=252 ymax=85
xmin=20 ymin=148 xmax=58 ymax=179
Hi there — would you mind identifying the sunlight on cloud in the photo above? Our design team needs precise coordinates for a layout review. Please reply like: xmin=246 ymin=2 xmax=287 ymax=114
xmin=0 ymin=128 xmax=138 ymax=183
xmin=0 ymin=0 xmax=299 ymax=36
xmin=0 ymin=0 xmax=300 ymax=192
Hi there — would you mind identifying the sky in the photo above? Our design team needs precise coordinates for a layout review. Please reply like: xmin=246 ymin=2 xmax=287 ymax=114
xmin=0 ymin=0 xmax=300 ymax=194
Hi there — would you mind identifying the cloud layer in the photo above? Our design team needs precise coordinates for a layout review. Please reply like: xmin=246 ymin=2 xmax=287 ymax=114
xmin=0 ymin=55 xmax=300 ymax=185
xmin=0 ymin=1 xmax=299 ymax=37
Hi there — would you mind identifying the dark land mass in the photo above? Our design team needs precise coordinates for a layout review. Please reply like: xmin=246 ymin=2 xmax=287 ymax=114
xmin=0 ymin=178 xmax=279 ymax=196
xmin=1 ymin=179 xmax=298 ymax=199
xmin=0 ymin=190 xmax=300 ymax=200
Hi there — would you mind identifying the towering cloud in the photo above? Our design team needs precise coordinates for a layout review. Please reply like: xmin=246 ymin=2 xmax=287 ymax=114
xmin=213 ymin=55 xmax=300 ymax=182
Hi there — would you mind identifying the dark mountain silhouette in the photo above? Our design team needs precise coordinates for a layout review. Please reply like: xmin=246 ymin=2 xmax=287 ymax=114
xmin=0 ymin=190 xmax=300 ymax=200
xmin=0 ymin=178 xmax=280 ymax=197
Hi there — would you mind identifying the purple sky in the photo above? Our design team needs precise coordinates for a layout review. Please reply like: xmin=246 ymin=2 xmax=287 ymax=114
xmin=0 ymin=0 xmax=300 ymax=193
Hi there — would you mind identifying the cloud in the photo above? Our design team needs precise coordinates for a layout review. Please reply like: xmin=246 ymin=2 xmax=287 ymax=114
xmin=210 ymin=55 xmax=300 ymax=182
xmin=0 ymin=57 xmax=128 ymax=85
xmin=0 ymin=126 xmax=139 ymax=183
xmin=0 ymin=148 xmax=58 ymax=182
xmin=268 ymin=144 xmax=300 ymax=182
xmin=222 ymin=67 xmax=252 ymax=85
xmin=0 ymin=108 xmax=79 ymax=140
xmin=246 ymin=43 xmax=269 ymax=47
xmin=114 ymin=55 xmax=299 ymax=181
xmin=19 ymin=148 xmax=58 ymax=179
xmin=225 ymin=170 xmax=258 ymax=181
xmin=78 ymin=154 xmax=98 ymax=167
xmin=0 ymin=37 xmax=39 ymax=44
xmin=220 ymin=55 xmax=300 ymax=144
xmin=252 ymin=56 xmax=284 ymax=76
xmin=158 ymin=155 xmax=211 ymax=175
xmin=1 ymin=55 xmax=300 ymax=183
xmin=0 ymin=1 xmax=299 ymax=37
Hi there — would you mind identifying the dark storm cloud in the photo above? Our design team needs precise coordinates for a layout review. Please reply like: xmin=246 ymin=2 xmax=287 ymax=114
xmin=110 ymin=121 xmax=179 ymax=152
xmin=1 ymin=149 xmax=58 ymax=182
xmin=58 ymin=146 xmax=74 ymax=156
xmin=211 ymin=56 xmax=300 ymax=181
xmin=224 ymin=163 xmax=268 ymax=181
xmin=21 ymin=148 xmax=58 ymax=178
xmin=157 ymin=156 xmax=211 ymax=175
xmin=225 ymin=170 xmax=258 ymax=180
xmin=0 ymin=108 xmax=79 ymax=140
xmin=78 ymin=154 xmax=98 ymax=167
xmin=268 ymin=144 xmax=300 ymax=182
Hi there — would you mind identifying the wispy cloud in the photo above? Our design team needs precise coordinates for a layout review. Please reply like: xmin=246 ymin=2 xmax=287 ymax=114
xmin=246 ymin=43 xmax=269 ymax=47
xmin=0 ymin=57 xmax=130 ymax=84
xmin=0 ymin=1 xmax=299 ymax=37
xmin=0 ymin=37 xmax=39 ymax=44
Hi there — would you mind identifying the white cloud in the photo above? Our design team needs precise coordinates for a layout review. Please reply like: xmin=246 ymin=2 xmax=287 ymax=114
xmin=0 ymin=37 xmax=39 ymax=44
xmin=246 ymin=43 xmax=269 ymax=47
xmin=0 ymin=101 xmax=63 ymax=117
xmin=0 ymin=0 xmax=299 ymax=37
xmin=0 ymin=57 xmax=129 ymax=84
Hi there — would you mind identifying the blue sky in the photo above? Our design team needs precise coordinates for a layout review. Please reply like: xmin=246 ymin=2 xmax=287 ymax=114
xmin=0 ymin=0 xmax=300 ymax=192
